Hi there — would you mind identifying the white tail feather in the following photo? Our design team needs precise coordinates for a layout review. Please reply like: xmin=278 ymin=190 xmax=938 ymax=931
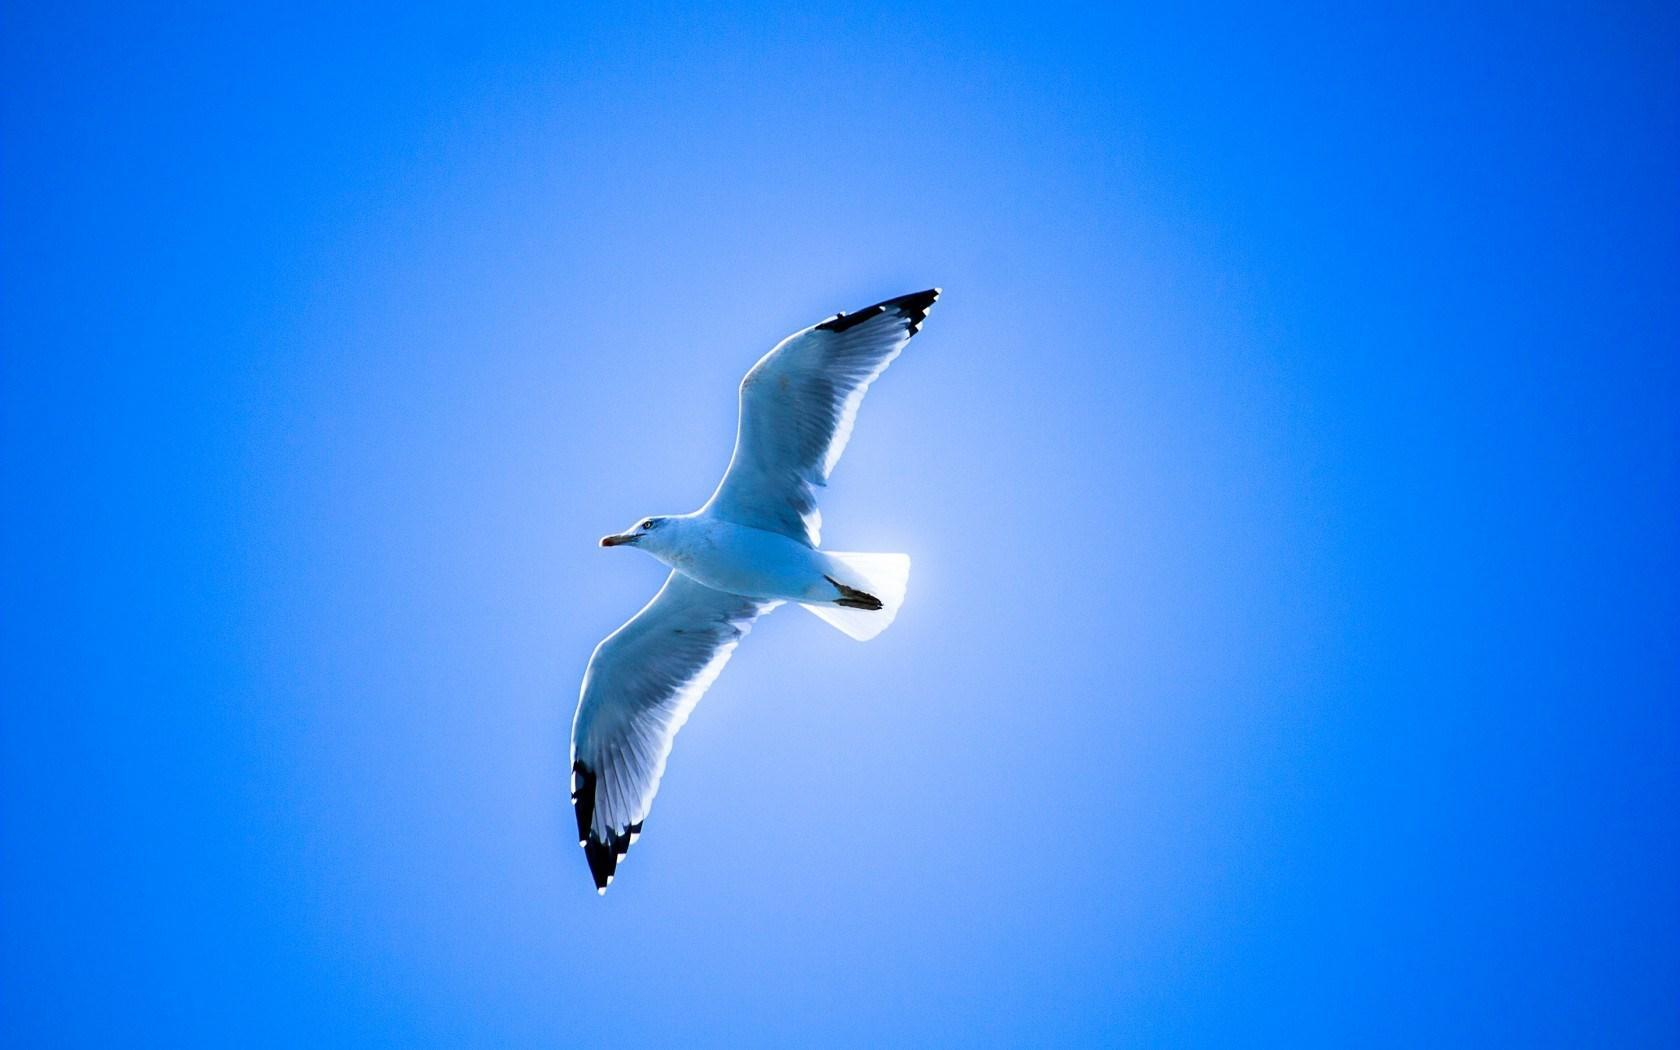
xmin=801 ymin=552 xmax=911 ymax=641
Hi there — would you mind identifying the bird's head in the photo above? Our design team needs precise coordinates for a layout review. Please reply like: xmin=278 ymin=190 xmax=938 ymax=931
xmin=600 ymin=516 xmax=667 ymax=550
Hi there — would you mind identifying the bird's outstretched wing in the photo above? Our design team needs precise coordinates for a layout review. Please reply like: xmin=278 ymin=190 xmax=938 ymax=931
xmin=702 ymin=289 xmax=940 ymax=545
xmin=570 ymin=572 xmax=778 ymax=893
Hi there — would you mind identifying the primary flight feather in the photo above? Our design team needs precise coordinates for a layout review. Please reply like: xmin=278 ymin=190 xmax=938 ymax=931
xmin=570 ymin=288 xmax=940 ymax=893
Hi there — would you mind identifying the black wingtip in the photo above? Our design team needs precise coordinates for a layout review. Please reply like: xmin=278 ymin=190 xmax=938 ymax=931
xmin=570 ymin=760 xmax=596 ymax=845
xmin=572 ymin=759 xmax=642 ymax=894
xmin=582 ymin=820 xmax=642 ymax=894
xmin=816 ymin=287 xmax=941 ymax=335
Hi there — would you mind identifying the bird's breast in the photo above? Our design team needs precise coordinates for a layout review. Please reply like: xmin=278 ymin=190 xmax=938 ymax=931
xmin=664 ymin=522 xmax=827 ymax=602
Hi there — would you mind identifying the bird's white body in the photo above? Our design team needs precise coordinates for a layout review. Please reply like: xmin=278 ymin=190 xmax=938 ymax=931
xmin=636 ymin=514 xmax=841 ymax=603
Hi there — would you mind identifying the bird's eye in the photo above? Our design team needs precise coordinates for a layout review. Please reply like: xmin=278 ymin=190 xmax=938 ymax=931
xmin=641 ymin=519 xmax=656 ymax=530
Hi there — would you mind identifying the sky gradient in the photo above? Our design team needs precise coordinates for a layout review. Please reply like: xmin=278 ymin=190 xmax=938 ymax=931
xmin=4 ymin=3 xmax=1678 ymax=1046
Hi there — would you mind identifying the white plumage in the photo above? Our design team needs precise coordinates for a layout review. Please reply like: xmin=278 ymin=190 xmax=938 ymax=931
xmin=569 ymin=289 xmax=939 ymax=893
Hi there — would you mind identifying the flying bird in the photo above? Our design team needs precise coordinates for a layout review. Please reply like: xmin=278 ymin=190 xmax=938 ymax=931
xmin=569 ymin=288 xmax=940 ymax=893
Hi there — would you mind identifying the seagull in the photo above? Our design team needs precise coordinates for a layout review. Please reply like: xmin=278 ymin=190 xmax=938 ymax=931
xmin=569 ymin=288 xmax=940 ymax=894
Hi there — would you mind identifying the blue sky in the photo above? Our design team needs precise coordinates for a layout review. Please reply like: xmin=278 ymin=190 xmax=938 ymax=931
xmin=3 ymin=3 xmax=1677 ymax=1046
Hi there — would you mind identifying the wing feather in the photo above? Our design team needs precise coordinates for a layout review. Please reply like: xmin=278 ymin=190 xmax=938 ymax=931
xmin=702 ymin=289 xmax=940 ymax=544
xmin=569 ymin=572 xmax=778 ymax=893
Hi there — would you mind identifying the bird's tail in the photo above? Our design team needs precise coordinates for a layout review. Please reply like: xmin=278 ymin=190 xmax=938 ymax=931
xmin=801 ymin=552 xmax=911 ymax=641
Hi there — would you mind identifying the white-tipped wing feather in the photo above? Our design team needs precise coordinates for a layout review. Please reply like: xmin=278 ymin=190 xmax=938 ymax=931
xmin=570 ymin=572 xmax=778 ymax=892
xmin=702 ymin=289 xmax=940 ymax=545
